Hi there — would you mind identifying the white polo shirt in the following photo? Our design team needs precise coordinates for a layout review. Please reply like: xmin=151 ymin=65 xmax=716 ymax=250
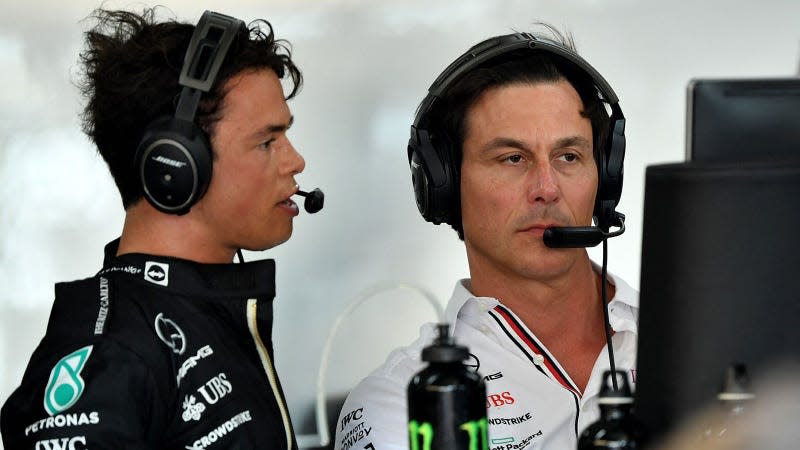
xmin=334 ymin=270 xmax=638 ymax=450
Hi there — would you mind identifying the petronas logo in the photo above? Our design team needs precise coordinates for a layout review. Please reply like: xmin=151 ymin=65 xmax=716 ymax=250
xmin=43 ymin=346 xmax=93 ymax=416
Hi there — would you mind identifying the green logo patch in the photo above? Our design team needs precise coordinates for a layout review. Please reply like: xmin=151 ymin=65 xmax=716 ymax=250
xmin=43 ymin=345 xmax=93 ymax=415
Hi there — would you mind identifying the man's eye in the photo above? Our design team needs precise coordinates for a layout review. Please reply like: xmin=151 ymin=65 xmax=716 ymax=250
xmin=505 ymin=154 xmax=523 ymax=164
xmin=260 ymin=139 xmax=275 ymax=149
xmin=560 ymin=153 xmax=578 ymax=162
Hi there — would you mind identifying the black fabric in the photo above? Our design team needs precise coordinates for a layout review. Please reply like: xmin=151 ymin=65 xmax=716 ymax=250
xmin=1 ymin=239 xmax=296 ymax=450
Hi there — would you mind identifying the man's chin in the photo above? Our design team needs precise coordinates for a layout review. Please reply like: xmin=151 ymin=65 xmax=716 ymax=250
xmin=240 ymin=231 xmax=293 ymax=253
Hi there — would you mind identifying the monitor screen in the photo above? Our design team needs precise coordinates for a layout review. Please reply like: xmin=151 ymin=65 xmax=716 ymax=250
xmin=634 ymin=162 xmax=800 ymax=443
xmin=686 ymin=78 xmax=800 ymax=163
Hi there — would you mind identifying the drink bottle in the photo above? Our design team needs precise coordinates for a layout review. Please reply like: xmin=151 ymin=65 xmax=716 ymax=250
xmin=408 ymin=323 xmax=488 ymax=450
xmin=702 ymin=363 xmax=755 ymax=441
xmin=577 ymin=370 xmax=646 ymax=449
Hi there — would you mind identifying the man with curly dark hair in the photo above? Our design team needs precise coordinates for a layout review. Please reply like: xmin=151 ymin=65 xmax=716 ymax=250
xmin=2 ymin=7 xmax=310 ymax=449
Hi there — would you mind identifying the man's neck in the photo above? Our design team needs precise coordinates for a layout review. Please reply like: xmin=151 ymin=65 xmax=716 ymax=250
xmin=468 ymin=253 xmax=609 ymax=351
xmin=116 ymin=203 xmax=236 ymax=263
xmin=468 ymin=253 xmax=613 ymax=391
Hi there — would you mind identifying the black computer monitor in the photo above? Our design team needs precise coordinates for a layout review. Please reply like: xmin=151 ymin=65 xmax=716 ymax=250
xmin=686 ymin=78 xmax=800 ymax=163
xmin=634 ymin=162 xmax=800 ymax=443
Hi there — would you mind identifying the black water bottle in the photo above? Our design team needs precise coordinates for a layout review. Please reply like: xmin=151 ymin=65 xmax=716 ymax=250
xmin=408 ymin=323 xmax=488 ymax=450
xmin=702 ymin=363 xmax=755 ymax=442
xmin=577 ymin=370 xmax=646 ymax=449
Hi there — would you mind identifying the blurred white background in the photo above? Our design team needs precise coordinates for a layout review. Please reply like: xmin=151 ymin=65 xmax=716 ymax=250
xmin=1 ymin=0 xmax=799 ymax=447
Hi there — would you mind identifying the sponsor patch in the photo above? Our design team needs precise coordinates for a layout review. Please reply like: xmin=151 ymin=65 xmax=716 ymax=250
xmin=177 ymin=345 xmax=214 ymax=385
xmin=25 ymin=412 xmax=100 ymax=436
xmin=97 ymin=265 xmax=142 ymax=276
xmin=144 ymin=261 xmax=169 ymax=286
xmin=340 ymin=408 xmax=363 ymax=431
xmin=486 ymin=391 xmax=515 ymax=408
xmin=155 ymin=313 xmax=186 ymax=355
xmin=182 ymin=395 xmax=206 ymax=422
xmin=339 ymin=421 xmax=372 ymax=450
xmin=493 ymin=431 xmax=542 ymax=450
xmin=488 ymin=412 xmax=532 ymax=426
xmin=484 ymin=371 xmax=503 ymax=381
xmin=34 ymin=436 xmax=87 ymax=450
xmin=44 ymin=346 xmax=93 ymax=416
xmin=185 ymin=410 xmax=252 ymax=449
xmin=339 ymin=408 xmax=372 ymax=450
xmin=464 ymin=353 xmax=480 ymax=372
xmin=94 ymin=277 xmax=110 ymax=335
xmin=197 ymin=373 xmax=232 ymax=405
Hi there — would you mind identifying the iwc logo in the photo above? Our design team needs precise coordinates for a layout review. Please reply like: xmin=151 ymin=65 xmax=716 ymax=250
xmin=155 ymin=313 xmax=186 ymax=355
xmin=43 ymin=346 xmax=93 ymax=416
xmin=144 ymin=261 xmax=169 ymax=286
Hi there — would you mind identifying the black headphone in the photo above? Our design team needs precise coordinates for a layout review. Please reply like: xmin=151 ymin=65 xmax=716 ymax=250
xmin=407 ymin=32 xmax=626 ymax=232
xmin=134 ymin=11 xmax=246 ymax=215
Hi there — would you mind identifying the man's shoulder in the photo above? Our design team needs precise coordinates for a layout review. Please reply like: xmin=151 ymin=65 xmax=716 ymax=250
xmin=333 ymin=323 xmax=440 ymax=450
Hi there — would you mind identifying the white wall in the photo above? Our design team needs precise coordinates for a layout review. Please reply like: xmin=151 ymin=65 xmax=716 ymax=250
xmin=1 ymin=0 xmax=798 ymax=445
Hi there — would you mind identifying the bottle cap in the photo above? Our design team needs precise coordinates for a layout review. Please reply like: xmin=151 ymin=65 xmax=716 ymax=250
xmin=598 ymin=370 xmax=634 ymax=405
xmin=718 ymin=363 xmax=755 ymax=401
xmin=421 ymin=323 xmax=469 ymax=363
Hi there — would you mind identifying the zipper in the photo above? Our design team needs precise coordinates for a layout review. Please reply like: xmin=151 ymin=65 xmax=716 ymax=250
xmin=246 ymin=298 xmax=293 ymax=450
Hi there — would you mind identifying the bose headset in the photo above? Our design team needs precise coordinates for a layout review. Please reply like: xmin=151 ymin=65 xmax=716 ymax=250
xmin=134 ymin=11 xmax=246 ymax=215
xmin=407 ymin=32 xmax=626 ymax=247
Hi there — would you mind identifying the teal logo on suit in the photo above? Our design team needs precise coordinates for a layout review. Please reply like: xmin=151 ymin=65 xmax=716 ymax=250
xmin=43 ymin=346 xmax=93 ymax=415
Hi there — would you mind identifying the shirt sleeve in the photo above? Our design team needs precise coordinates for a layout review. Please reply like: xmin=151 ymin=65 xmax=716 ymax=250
xmin=1 ymin=338 xmax=168 ymax=449
xmin=335 ymin=373 xmax=409 ymax=450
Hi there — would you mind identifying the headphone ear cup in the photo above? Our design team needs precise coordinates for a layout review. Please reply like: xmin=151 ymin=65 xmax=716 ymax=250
xmin=408 ymin=126 xmax=457 ymax=225
xmin=135 ymin=117 xmax=212 ymax=215
xmin=594 ymin=117 xmax=626 ymax=229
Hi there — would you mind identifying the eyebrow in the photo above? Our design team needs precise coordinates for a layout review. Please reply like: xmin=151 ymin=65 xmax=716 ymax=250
xmin=554 ymin=136 xmax=592 ymax=150
xmin=479 ymin=135 xmax=591 ymax=153
xmin=250 ymin=115 xmax=294 ymax=139
xmin=480 ymin=137 xmax=529 ymax=153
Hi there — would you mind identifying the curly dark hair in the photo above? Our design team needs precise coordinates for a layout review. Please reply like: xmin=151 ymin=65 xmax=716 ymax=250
xmin=78 ymin=7 xmax=303 ymax=209
xmin=425 ymin=27 xmax=611 ymax=240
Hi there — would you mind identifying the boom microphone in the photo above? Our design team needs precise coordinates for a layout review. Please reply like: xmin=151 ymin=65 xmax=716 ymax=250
xmin=543 ymin=213 xmax=625 ymax=248
xmin=295 ymin=188 xmax=325 ymax=214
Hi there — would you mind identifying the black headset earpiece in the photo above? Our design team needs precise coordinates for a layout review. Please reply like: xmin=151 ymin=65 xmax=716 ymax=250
xmin=408 ymin=32 xmax=626 ymax=231
xmin=134 ymin=11 xmax=245 ymax=215
xmin=408 ymin=122 xmax=458 ymax=225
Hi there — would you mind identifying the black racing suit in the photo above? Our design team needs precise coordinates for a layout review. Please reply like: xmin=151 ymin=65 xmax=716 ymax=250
xmin=1 ymin=240 xmax=297 ymax=450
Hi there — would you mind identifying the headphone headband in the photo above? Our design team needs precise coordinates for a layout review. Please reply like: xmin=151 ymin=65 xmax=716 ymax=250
xmin=175 ymin=11 xmax=246 ymax=122
xmin=415 ymin=33 xmax=623 ymax=130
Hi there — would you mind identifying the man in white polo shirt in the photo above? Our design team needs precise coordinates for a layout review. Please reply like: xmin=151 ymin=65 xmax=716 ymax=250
xmin=335 ymin=27 xmax=637 ymax=450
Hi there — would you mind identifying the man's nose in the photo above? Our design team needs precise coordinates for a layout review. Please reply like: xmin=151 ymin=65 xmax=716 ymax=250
xmin=527 ymin=162 xmax=559 ymax=204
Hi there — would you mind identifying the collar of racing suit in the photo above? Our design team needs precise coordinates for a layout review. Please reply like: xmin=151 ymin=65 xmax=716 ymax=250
xmin=98 ymin=238 xmax=276 ymax=298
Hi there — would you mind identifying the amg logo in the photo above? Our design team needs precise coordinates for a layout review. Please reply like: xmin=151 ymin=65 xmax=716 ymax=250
xmin=484 ymin=372 xmax=503 ymax=381
xmin=152 ymin=155 xmax=187 ymax=168
xmin=35 ymin=436 xmax=86 ymax=450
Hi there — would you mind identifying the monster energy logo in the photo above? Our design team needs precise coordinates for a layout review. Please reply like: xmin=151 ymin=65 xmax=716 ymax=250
xmin=43 ymin=346 xmax=93 ymax=416
xmin=409 ymin=418 xmax=488 ymax=450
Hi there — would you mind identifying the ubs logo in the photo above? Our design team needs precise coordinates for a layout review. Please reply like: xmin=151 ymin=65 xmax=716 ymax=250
xmin=155 ymin=313 xmax=186 ymax=355
xmin=197 ymin=373 xmax=232 ymax=405
xmin=144 ymin=261 xmax=169 ymax=286
xmin=486 ymin=391 xmax=515 ymax=408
